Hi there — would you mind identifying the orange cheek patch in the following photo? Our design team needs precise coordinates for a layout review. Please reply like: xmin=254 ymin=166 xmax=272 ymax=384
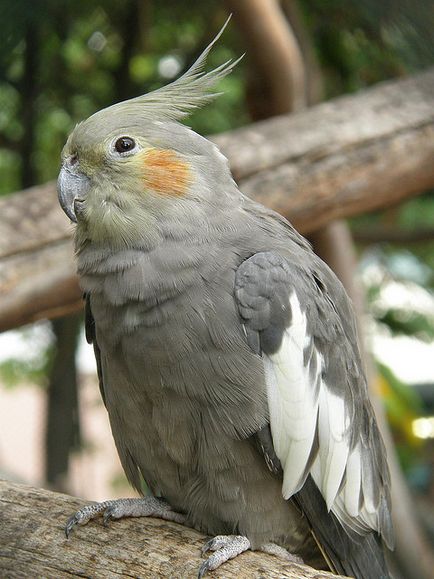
xmin=141 ymin=149 xmax=192 ymax=196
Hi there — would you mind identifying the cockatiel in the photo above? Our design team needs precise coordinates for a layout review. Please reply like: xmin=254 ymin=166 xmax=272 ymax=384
xmin=59 ymin=23 xmax=393 ymax=579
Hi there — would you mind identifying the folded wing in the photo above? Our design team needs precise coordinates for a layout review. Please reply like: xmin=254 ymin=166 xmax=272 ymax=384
xmin=235 ymin=251 xmax=393 ymax=552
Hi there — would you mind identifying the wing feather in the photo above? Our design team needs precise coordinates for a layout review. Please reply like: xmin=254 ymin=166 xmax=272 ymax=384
xmin=264 ymin=292 xmax=321 ymax=498
xmin=344 ymin=444 xmax=362 ymax=517
xmin=316 ymin=387 xmax=350 ymax=510
xmin=235 ymin=251 xmax=393 ymax=549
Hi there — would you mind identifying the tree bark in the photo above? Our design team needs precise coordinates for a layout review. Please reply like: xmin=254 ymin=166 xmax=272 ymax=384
xmin=1 ymin=68 xmax=434 ymax=332
xmin=0 ymin=479 xmax=345 ymax=579
xmin=216 ymin=68 xmax=434 ymax=231
xmin=281 ymin=0 xmax=324 ymax=105
xmin=225 ymin=0 xmax=305 ymax=116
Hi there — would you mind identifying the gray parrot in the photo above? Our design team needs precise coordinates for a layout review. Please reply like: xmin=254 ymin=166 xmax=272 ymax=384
xmin=58 ymin=23 xmax=393 ymax=579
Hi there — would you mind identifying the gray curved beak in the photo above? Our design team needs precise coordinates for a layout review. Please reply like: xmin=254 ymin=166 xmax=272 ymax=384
xmin=57 ymin=160 xmax=90 ymax=223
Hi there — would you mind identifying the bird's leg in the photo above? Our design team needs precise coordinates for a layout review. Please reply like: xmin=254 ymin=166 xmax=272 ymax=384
xmin=198 ymin=535 xmax=304 ymax=577
xmin=65 ymin=496 xmax=186 ymax=538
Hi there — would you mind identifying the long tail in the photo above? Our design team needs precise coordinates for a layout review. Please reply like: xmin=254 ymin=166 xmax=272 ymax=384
xmin=294 ymin=476 xmax=391 ymax=579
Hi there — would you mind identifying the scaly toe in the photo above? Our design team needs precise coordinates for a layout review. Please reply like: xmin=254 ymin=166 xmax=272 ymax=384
xmin=65 ymin=497 xmax=185 ymax=538
xmin=198 ymin=535 xmax=251 ymax=577
xmin=201 ymin=535 xmax=229 ymax=555
xmin=65 ymin=503 xmax=103 ymax=538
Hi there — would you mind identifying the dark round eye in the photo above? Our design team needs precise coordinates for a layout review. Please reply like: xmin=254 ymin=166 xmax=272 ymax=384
xmin=114 ymin=136 xmax=136 ymax=154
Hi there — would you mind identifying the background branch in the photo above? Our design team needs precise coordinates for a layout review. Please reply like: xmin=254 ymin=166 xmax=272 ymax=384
xmin=0 ymin=68 xmax=433 ymax=332
xmin=225 ymin=0 xmax=305 ymax=116
xmin=353 ymin=226 xmax=434 ymax=244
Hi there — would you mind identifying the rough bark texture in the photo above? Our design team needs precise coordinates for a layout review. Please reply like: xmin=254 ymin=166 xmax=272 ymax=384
xmin=0 ymin=479 xmax=345 ymax=579
xmin=215 ymin=68 xmax=434 ymax=231
xmin=225 ymin=0 xmax=306 ymax=115
xmin=1 ymin=68 xmax=434 ymax=332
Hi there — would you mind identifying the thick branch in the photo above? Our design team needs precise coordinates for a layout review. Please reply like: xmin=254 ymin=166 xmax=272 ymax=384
xmin=0 ymin=479 xmax=343 ymax=579
xmin=215 ymin=68 xmax=434 ymax=232
xmin=1 ymin=68 xmax=434 ymax=331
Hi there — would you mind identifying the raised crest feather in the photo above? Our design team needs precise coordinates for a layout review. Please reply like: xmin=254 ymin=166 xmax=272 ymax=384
xmin=93 ymin=15 xmax=242 ymax=123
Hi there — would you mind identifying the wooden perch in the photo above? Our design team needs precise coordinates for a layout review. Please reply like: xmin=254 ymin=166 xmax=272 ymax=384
xmin=0 ymin=479 xmax=345 ymax=579
xmin=215 ymin=68 xmax=434 ymax=231
xmin=1 ymin=68 xmax=434 ymax=332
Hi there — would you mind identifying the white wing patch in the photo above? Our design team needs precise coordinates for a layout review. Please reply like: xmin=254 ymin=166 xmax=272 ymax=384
xmin=316 ymin=387 xmax=350 ymax=510
xmin=264 ymin=291 xmax=322 ymax=498
xmin=263 ymin=290 xmax=380 ymax=536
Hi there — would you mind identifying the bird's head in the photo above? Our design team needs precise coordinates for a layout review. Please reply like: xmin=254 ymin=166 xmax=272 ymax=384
xmin=58 ymin=19 xmax=241 ymax=249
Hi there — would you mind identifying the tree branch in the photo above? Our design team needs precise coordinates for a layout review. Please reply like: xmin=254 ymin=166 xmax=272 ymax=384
xmin=1 ymin=68 xmax=434 ymax=331
xmin=215 ymin=68 xmax=434 ymax=232
xmin=225 ymin=0 xmax=306 ymax=115
xmin=0 ymin=479 xmax=344 ymax=579
xmin=353 ymin=226 xmax=434 ymax=244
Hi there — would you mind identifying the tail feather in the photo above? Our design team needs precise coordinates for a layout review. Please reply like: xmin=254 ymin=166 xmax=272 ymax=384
xmin=294 ymin=475 xmax=391 ymax=579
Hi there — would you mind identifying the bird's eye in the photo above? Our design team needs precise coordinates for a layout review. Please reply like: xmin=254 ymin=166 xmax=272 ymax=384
xmin=114 ymin=137 xmax=136 ymax=154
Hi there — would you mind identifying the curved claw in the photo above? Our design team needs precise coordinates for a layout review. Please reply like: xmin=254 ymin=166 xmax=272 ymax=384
xmin=201 ymin=538 xmax=214 ymax=556
xmin=103 ymin=508 xmax=114 ymax=527
xmin=65 ymin=514 xmax=79 ymax=538
xmin=197 ymin=559 xmax=211 ymax=579
xmin=64 ymin=504 xmax=99 ymax=538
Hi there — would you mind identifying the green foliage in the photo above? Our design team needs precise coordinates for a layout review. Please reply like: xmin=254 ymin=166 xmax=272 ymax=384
xmin=0 ymin=355 xmax=50 ymax=388
xmin=353 ymin=190 xmax=434 ymax=237
xmin=302 ymin=0 xmax=434 ymax=97
xmin=377 ymin=361 xmax=427 ymax=474
xmin=361 ymin=247 xmax=434 ymax=340
xmin=0 ymin=326 xmax=54 ymax=388
xmin=0 ymin=0 xmax=246 ymax=194
xmin=379 ymin=360 xmax=424 ymax=417
xmin=377 ymin=309 xmax=434 ymax=342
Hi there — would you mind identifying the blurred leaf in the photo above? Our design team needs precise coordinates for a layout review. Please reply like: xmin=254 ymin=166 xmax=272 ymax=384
xmin=376 ymin=361 xmax=426 ymax=472
xmin=377 ymin=309 xmax=434 ymax=342
xmin=0 ymin=347 xmax=53 ymax=388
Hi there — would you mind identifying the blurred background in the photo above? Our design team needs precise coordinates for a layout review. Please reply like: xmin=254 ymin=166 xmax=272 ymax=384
xmin=0 ymin=1 xmax=433 ymax=577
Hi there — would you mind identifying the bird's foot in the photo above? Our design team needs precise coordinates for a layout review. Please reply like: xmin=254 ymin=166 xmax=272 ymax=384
xmin=65 ymin=496 xmax=185 ymax=538
xmin=198 ymin=535 xmax=250 ymax=578
xmin=198 ymin=535 xmax=304 ymax=577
